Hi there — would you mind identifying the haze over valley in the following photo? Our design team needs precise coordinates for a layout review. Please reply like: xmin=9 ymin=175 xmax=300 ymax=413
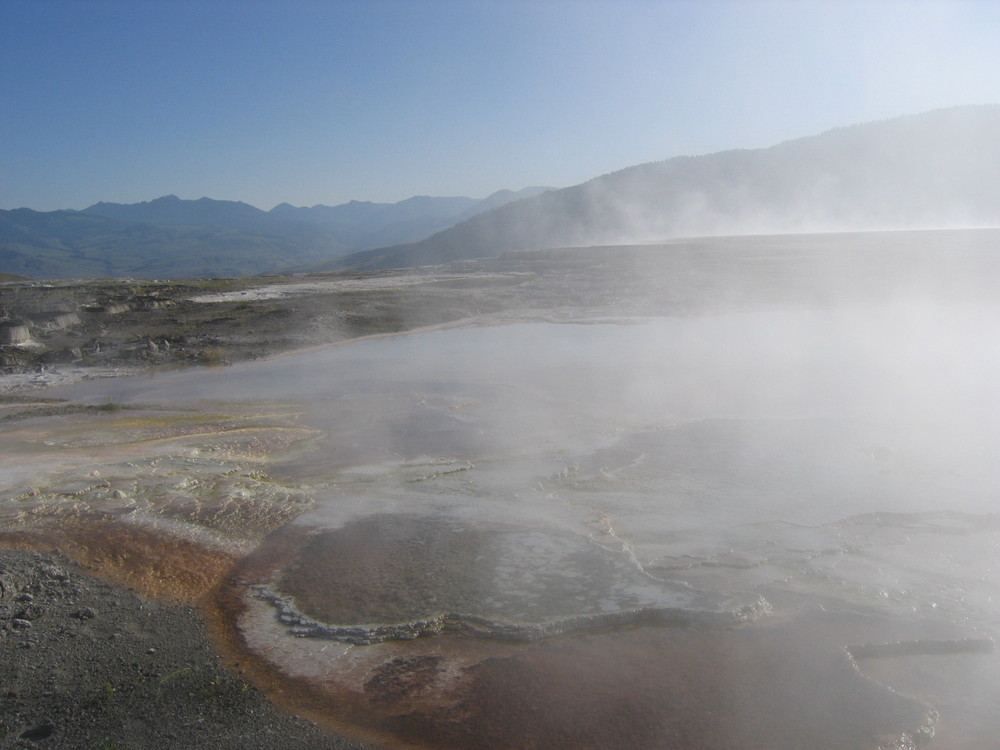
xmin=0 ymin=187 xmax=550 ymax=279
xmin=332 ymin=105 xmax=1000 ymax=270
xmin=3 ymin=106 xmax=1000 ymax=280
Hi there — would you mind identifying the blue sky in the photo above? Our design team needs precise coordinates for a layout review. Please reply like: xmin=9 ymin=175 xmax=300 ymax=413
xmin=4 ymin=0 xmax=1000 ymax=211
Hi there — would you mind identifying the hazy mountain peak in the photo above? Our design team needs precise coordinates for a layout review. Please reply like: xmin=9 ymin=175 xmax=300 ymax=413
xmin=9 ymin=106 xmax=997 ymax=279
xmin=326 ymin=105 xmax=1000 ymax=271
xmin=6 ymin=185 xmax=555 ymax=278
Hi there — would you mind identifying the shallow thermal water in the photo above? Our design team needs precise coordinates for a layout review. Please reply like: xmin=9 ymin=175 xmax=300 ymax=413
xmin=16 ymin=303 xmax=1000 ymax=748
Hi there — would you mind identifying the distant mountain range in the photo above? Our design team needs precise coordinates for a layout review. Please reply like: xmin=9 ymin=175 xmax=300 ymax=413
xmin=323 ymin=105 xmax=1000 ymax=271
xmin=3 ymin=105 xmax=1000 ymax=279
xmin=0 ymin=188 xmax=550 ymax=279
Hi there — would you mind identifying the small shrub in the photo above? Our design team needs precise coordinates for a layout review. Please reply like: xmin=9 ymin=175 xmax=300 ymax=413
xmin=96 ymin=398 xmax=122 ymax=412
xmin=198 ymin=346 xmax=230 ymax=366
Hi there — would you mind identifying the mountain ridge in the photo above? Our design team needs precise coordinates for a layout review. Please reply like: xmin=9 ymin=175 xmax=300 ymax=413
xmin=0 ymin=187 xmax=551 ymax=279
xmin=322 ymin=105 xmax=1000 ymax=271
xmin=4 ymin=105 xmax=999 ymax=279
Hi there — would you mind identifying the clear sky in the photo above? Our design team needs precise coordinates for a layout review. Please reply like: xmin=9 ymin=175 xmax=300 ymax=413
xmin=4 ymin=0 xmax=1000 ymax=211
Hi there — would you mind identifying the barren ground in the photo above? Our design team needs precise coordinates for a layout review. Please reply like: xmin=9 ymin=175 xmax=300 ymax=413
xmin=3 ymin=232 xmax=999 ymax=749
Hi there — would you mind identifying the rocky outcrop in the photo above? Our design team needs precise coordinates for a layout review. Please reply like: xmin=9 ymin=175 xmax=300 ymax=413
xmin=0 ymin=321 xmax=30 ymax=345
xmin=26 ymin=311 xmax=80 ymax=331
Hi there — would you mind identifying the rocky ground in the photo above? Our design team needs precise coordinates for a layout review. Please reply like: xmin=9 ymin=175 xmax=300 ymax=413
xmin=0 ymin=265 xmax=521 ymax=748
xmin=0 ymin=251 xmax=709 ymax=749
xmin=0 ymin=548 xmax=362 ymax=750
xmin=0 ymin=239 xmax=862 ymax=393
xmin=0 ymin=257 xmax=620 ymax=749
xmin=0 ymin=268 xmax=513 ymax=388
xmin=2 ymin=233 xmax=993 ymax=749
xmin=3 ymin=230 xmax=997 ymax=393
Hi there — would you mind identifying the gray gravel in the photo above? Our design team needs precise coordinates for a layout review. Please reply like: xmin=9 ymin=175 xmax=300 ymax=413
xmin=0 ymin=548 xmax=362 ymax=749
